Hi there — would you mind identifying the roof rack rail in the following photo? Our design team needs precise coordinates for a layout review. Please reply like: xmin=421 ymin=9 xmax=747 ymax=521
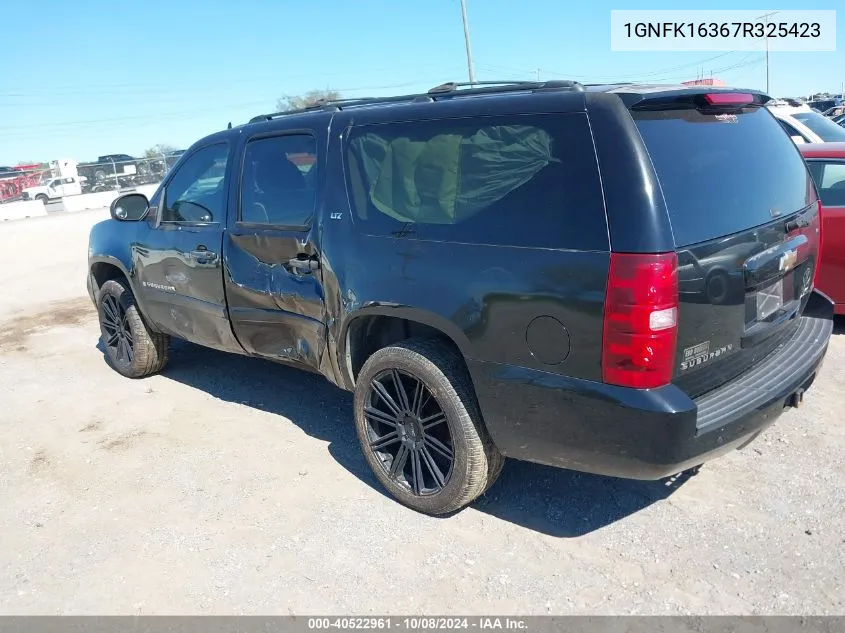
xmin=427 ymin=79 xmax=584 ymax=94
xmin=246 ymin=79 xmax=585 ymax=124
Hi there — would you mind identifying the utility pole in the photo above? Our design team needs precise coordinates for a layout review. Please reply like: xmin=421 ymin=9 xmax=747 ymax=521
xmin=765 ymin=17 xmax=769 ymax=94
xmin=756 ymin=11 xmax=779 ymax=94
xmin=459 ymin=0 xmax=476 ymax=85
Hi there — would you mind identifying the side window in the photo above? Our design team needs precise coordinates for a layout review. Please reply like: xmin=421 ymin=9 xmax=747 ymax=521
xmin=343 ymin=113 xmax=608 ymax=250
xmin=815 ymin=161 xmax=845 ymax=207
xmin=161 ymin=143 xmax=229 ymax=224
xmin=778 ymin=119 xmax=807 ymax=143
xmin=239 ymin=134 xmax=317 ymax=227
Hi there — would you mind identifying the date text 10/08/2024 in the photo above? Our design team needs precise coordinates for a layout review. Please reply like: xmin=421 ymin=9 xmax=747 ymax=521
xmin=308 ymin=618 xmax=528 ymax=630
xmin=623 ymin=22 xmax=821 ymax=39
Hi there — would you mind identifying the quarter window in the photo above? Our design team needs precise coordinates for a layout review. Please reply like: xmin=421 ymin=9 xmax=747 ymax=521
xmin=344 ymin=113 xmax=608 ymax=250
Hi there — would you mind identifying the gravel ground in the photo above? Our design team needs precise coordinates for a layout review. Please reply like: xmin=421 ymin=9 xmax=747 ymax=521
xmin=0 ymin=210 xmax=843 ymax=615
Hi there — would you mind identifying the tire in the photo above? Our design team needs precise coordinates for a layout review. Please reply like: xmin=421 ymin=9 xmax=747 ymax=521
xmin=354 ymin=338 xmax=503 ymax=515
xmin=94 ymin=169 xmax=106 ymax=182
xmin=35 ymin=194 xmax=48 ymax=204
xmin=97 ymin=278 xmax=170 ymax=378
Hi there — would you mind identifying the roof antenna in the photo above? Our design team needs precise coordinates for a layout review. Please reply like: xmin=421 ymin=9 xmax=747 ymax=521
xmin=227 ymin=121 xmax=232 ymax=129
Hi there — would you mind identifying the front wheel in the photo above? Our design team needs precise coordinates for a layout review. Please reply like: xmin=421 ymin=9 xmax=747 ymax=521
xmin=97 ymin=278 xmax=170 ymax=378
xmin=354 ymin=339 xmax=503 ymax=515
xmin=35 ymin=194 xmax=48 ymax=204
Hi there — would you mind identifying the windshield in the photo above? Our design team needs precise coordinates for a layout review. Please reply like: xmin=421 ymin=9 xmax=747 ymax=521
xmin=792 ymin=111 xmax=845 ymax=142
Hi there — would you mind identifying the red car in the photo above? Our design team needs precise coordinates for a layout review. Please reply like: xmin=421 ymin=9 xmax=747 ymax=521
xmin=800 ymin=142 xmax=845 ymax=315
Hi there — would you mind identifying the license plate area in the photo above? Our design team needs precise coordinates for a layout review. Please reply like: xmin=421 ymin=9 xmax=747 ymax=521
xmin=756 ymin=278 xmax=784 ymax=321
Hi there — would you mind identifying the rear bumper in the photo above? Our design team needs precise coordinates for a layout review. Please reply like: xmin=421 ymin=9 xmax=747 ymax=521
xmin=469 ymin=290 xmax=834 ymax=480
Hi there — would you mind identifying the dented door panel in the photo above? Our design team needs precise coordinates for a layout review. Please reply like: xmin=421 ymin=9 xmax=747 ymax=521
xmin=222 ymin=123 xmax=329 ymax=372
xmin=134 ymin=222 xmax=241 ymax=353
xmin=224 ymin=229 xmax=326 ymax=367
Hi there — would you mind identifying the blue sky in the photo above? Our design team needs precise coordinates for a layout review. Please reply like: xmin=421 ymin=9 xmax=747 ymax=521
xmin=0 ymin=0 xmax=842 ymax=164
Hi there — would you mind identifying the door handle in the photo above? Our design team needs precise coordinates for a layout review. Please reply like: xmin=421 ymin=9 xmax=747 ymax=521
xmin=189 ymin=247 xmax=218 ymax=264
xmin=287 ymin=255 xmax=319 ymax=273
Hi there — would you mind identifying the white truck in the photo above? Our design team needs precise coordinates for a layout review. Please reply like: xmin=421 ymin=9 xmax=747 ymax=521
xmin=21 ymin=176 xmax=84 ymax=204
xmin=20 ymin=158 xmax=86 ymax=204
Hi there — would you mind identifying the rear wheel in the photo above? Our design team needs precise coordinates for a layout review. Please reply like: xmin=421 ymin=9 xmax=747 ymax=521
xmin=97 ymin=279 xmax=169 ymax=378
xmin=35 ymin=194 xmax=48 ymax=204
xmin=354 ymin=339 xmax=503 ymax=515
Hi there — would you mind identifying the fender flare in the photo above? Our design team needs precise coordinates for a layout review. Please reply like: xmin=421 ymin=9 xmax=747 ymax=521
xmin=88 ymin=255 xmax=153 ymax=320
xmin=336 ymin=305 xmax=474 ymax=389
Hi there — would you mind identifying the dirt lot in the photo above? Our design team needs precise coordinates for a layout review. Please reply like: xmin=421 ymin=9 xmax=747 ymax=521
xmin=1 ymin=210 xmax=843 ymax=615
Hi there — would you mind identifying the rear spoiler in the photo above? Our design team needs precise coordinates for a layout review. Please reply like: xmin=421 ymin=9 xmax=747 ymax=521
xmin=617 ymin=88 xmax=771 ymax=110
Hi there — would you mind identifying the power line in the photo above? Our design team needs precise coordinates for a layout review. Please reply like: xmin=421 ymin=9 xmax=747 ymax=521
xmin=0 ymin=77 xmax=458 ymax=139
xmin=475 ymin=51 xmax=739 ymax=83
xmin=0 ymin=66 xmax=466 ymax=98
xmin=475 ymin=52 xmax=764 ymax=85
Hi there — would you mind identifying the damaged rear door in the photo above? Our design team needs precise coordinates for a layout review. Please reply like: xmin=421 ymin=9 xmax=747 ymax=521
xmin=223 ymin=128 xmax=327 ymax=370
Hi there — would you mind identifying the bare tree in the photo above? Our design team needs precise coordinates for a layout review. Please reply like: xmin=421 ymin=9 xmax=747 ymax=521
xmin=276 ymin=89 xmax=341 ymax=112
xmin=143 ymin=144 xmax=178 ymax=158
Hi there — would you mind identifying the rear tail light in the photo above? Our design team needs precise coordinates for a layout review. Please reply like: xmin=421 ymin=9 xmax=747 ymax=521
xmin=602 ymin=252 xmax=679 ymax=389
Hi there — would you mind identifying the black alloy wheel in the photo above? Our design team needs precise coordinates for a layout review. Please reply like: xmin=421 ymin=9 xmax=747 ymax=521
xmin=100 ymin=292 xmax=134 ymax=366
xmin=353 ymin=339 xmax=504 ymax=515
xmin=96 ymin=278 xmax=170 ymax=378
xmin=364 ymin=368 xmax=455 ymax=496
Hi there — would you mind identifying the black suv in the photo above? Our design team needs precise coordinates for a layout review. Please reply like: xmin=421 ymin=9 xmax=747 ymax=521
xmin=87 ymin=81 xmax=834 ymax=515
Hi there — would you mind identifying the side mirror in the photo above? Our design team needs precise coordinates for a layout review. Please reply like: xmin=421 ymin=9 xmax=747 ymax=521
xmin=791 ymin=135 xmax=807 ymax=145
xmin=110 ymin=193 xmax=149 ymax=221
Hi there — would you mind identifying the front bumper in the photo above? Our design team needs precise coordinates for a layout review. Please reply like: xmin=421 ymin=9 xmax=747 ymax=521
xmin=469 ymin=290 xmax=834 ymax=480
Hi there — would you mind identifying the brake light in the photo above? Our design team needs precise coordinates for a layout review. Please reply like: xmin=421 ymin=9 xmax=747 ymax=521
xmin=703 ymin=92 xmax=754 ymax=106
xmin=602 ymin=252 xmax=679 ymax=389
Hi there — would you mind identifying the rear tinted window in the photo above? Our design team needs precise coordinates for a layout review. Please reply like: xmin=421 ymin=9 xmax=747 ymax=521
xmin=344 ymin=113 xmax=608 ymax=250
xmin=634 ymin=106 xmax=814 ymax=247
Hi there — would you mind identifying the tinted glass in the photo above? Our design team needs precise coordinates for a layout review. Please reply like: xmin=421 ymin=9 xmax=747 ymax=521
xmin=792 ymin=111 xmax=845 ymax=142
xmin=633 ymin=106 xmax=814 ymax=247
xmin=777 ymin=118 xmax=806 ymax=140
xmin=344 ymin=113 xmax=608 ymax=250
xmin=240 ymin=134 xmax=317 ymax=226
xmin=162 ymin=143 xmax=229 ymax=223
